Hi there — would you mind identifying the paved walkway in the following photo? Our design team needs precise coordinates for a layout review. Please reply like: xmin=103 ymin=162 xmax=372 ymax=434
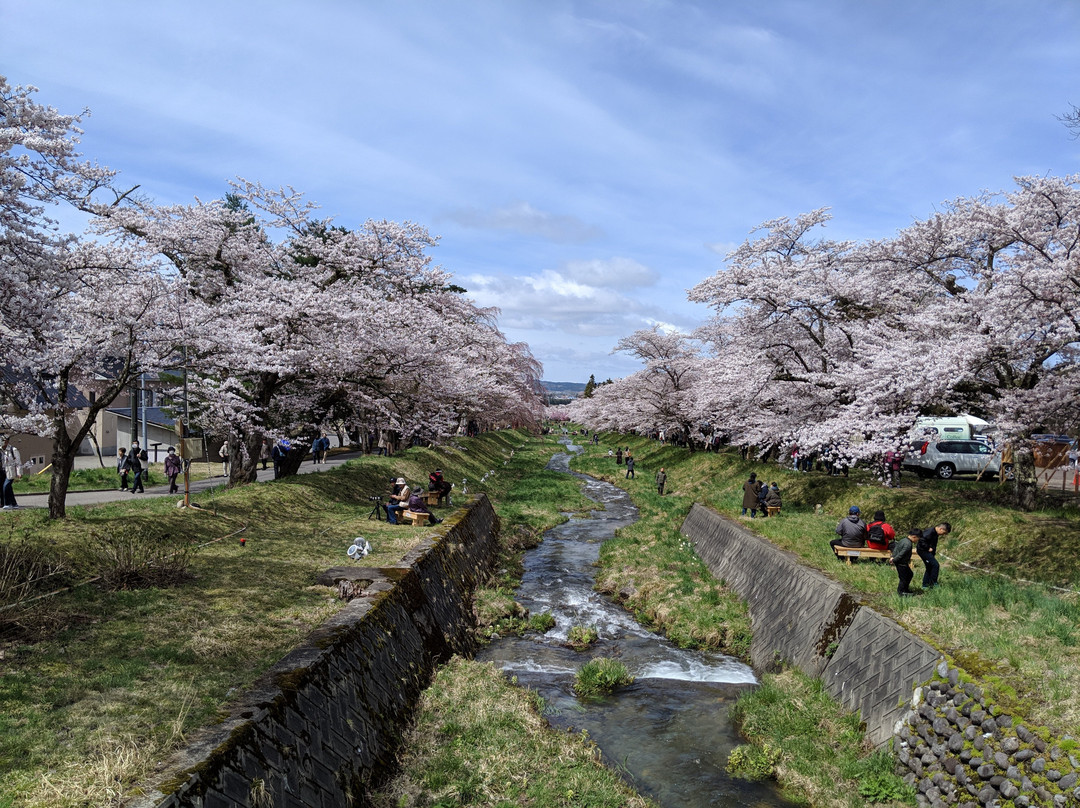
xmin=14 ymin=451 xmax=369 ymax=510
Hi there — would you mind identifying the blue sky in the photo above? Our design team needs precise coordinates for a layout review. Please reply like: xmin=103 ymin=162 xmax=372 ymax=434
xmin=4 ymin=0 xmax=1079 ymax=382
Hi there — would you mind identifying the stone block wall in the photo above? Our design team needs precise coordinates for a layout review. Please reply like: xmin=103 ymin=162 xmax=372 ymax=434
xmin=681 ymin=504 xmax=1080 ymax=805
xmin=681 ymin=504 xmax=938 ymax=745
xmin=126 ymin=494 xmax=500 ymax=808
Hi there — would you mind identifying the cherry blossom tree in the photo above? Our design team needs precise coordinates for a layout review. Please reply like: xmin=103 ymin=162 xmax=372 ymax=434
xmin=569 ymin=326 xmax=702 ymax=446
xmin=101 ymin=181 xmax=546 ymax=483
xmin=1 ymin=77 xmax=179 ymax=517
xmin=576 ymin=176 xmax=1079 ymax=508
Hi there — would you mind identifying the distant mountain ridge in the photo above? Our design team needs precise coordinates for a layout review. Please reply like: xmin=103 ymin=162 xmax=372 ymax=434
xmin=541 ymin=381 xmax=587 ymax=396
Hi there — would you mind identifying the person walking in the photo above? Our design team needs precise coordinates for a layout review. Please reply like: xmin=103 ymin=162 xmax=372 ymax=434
xmin=129 ymin=445 xmax=145 ymax=493
xmin=625 ymin=453 xmax=635 ymax=479
xmin=616 ymin=447 xmax=623 ymax=465
xmin=259 ymin=439 xmax=271 ymax=470
xmin=219 ymin=442 xmax=229 ymax=476
xmin=884 ymin=449 xmax=903 ymax=487
xmin=917 ymin=522 xmax=951 ymax=589
xmin=655 ymin=467 xmax=666 ymax=495
xmin=164 ymin=446 xmax=182 ymax=494
xmin=117 ymin=447 xmax=130 ymax=491
xmin=888 ymin=528 xmax=917 ymax=596
xmin=2 ymin=438 xmax=22 ymax=509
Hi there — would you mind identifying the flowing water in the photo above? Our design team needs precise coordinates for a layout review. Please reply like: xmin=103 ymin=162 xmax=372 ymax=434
xmin=476 ymin=441 xmax=796 ymax=807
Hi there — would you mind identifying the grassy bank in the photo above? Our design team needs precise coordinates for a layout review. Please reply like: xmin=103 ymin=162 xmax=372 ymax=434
xmin=365 ymin=436 xmax=661 ymax=807
xmin=2 ymin=430 xmax=610 ymax=808
xmin=10 ymin=461 xmax=222 ymax=495
xmin=568 ymin=431 xmax=1080 ymax=804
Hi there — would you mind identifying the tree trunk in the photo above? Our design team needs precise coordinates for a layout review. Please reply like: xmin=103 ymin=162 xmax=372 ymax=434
xmin=278 ymin=441 xmax=311 ymax=477
xmin=1010 ymin=440 xmax=1037 ymax=511
xmin=228 ymin=430 xmax=262 ymax=485
xmin=48 ymin=420 xmax=76 ymax=519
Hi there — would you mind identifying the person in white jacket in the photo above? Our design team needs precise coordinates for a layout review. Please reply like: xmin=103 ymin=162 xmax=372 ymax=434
xmin=2 ymin=437 xmax=23 ymax=509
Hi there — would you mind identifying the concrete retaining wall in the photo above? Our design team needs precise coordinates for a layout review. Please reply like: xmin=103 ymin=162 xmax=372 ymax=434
xmin=128 ymin=494 xmax=500 ymax=808
xmin=681 ymin=504 xmax=939 ymax=746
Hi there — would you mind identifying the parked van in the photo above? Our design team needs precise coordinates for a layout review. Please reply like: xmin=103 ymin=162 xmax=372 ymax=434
xmin=912 ymin=415 xmax=993 ymax=442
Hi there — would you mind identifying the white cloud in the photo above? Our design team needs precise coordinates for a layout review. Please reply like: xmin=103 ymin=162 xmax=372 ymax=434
xmin=444 ymin=202 xmax=602 ymax=243
xmin=561 ymin=257 xmax=657 ymax=289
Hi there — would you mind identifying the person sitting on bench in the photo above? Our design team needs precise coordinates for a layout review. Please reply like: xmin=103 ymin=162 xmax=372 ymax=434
xmin=429 ymin=468 xmax=452 ymax=506
xmin=407 ymin=489 xmax=442 ymax=524
xmin=385 ymin=477 xmax=411 ymax=524
xmin=764 ymin=482 xmax=782 ymax=512
xmin=866 ymin=510 xmax=895 ymax=551
xmin=830 ymin=506 xmax=867 ymax=553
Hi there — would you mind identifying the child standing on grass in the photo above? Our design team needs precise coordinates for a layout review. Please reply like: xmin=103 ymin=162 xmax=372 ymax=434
xmin=888 ymin=528 xmax=917 ymax=596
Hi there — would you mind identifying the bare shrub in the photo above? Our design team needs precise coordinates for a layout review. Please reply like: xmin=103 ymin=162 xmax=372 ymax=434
xmin=0 ymin=539 xmax=65 ymax=608
xmin=85 ymin=525 xmax=198 ymax=590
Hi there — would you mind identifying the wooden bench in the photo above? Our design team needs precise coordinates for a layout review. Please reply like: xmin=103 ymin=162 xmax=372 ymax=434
xmin=423 ymin=490 xmax=441 ymax=507
xmin=766 ymin=506 xmax=781 ymax=517
xmin=400 ymin=510 xmax=431 ymax=527
xmin=833 ymin=545 xmax=891 ymax=564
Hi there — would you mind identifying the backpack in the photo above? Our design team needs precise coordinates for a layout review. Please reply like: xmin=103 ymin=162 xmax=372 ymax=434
xmin=867 ymin=521 xmax=891 ymax=550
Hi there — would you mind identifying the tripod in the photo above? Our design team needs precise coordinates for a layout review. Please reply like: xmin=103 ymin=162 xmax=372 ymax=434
xmin=368 ymin=499 xmax=384 ymax=521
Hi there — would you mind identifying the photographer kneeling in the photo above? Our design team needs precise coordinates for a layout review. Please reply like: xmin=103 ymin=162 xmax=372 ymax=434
xmin=385 ymin=477 xmax=411 ymax=524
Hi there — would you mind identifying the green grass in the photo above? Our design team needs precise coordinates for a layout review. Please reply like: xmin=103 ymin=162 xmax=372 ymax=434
xmin=566 ymin=429 xmax=1080 ymax=806
xmin=568 ymin=433 xmax=1080 ymax=733
xmin=367 ymin=657 xmax=656 ymax=808
xmin=11 ymin=462 xmax=219 ymax=494
xmin=731 ymin=669 xmax=915 ymax=807
xmin=0 ymin=429 xmax=557 ymax=808
xmin=573 ymin=657 xmax=634 ymax=699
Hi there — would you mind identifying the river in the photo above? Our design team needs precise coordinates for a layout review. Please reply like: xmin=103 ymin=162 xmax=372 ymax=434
xmin=475 ymin=440 xmax=796 ymax=807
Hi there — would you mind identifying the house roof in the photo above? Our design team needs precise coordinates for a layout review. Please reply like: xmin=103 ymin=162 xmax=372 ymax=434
xmin=107 ymin=407 xmax=179 ymax=429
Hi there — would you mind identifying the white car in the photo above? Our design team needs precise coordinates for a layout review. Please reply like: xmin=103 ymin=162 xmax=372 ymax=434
xmin=904 ymin=439 xmax=1010 ymax=480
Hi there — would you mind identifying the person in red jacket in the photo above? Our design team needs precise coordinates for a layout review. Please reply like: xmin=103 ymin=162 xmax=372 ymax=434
xmin=866 ymin=510 xmax=895 ymax=551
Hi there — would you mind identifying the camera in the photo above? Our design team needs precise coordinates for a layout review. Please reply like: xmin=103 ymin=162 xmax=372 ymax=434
xmin=368 ymin=495 xmax=382 ymax=502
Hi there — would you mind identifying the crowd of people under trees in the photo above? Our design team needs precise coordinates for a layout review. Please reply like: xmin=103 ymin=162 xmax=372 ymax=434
xmin=0 ymin=77 xmax=546 ymax=519
xmin=565 ymin=171 xmax=1080 ymax=511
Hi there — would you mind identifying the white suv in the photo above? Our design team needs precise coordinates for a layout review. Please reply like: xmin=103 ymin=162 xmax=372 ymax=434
xmin=904 ymin=439 xmax=1010 ymax=480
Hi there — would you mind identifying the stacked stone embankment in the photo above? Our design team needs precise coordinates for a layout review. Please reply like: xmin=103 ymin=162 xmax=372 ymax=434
xmin=680 ymin=504 xmax=1080 ymax=807
xmin=898 ymin=661 xmax=1079 ymax=807
xmin=127 ymin=494 xmax=499 ymax=808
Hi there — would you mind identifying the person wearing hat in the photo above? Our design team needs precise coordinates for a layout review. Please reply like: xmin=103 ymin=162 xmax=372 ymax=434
xmin=385 ymin=477 xmax=411 ymax=525
xmin=164 ymin=446 xmax=183 ymax=494
xmin=888 ymin=528 xmax=918 ymax=596
xmin=655 ymin=467 xmax=667 ymax=495
xmin=830 ymin=505 xmax=868 ymax=554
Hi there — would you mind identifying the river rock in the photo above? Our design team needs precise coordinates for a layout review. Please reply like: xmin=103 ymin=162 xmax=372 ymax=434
xmin=1058 ymin=771 xmax=1077 ymax=789
xmin=1032 ymin=757 xmax=1046 ymax=773
xmin=1001 ymin=736 xmax=1020 ymax=754
xmin=999 ymin=780 xmax=1020 ymax=799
